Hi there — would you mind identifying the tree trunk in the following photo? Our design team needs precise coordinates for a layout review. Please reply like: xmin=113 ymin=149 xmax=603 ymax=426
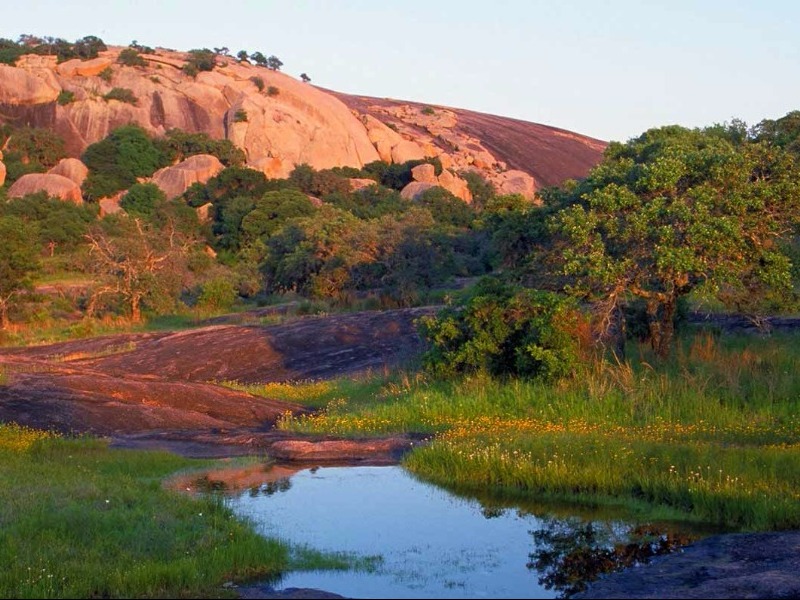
xmin=647 ymin=296 xmax=677 ymax=358
xmin=130 ymin=295 xmax=142 ymax=323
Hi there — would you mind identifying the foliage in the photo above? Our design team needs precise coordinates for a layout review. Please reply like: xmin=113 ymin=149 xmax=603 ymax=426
xmin=240 ymin=189 xmax=317 ymax=245
xmin=753 ymin=110 xmax=800 ymax=155
xmin=0 ymin=192 xmax=96 ymax=252
xmin=362 ymin=158 xmax=442 ymax=190
xmin=289 ymin=164 xmax=350 ymax=197
xmin=98 ymin=66 xmax=113 ymax=82
xmin=267 ymin=85 xmax=280 ymax=96
xmin=155 ymin=128 xmax=245 ymax=167
xmin=82 ymin=125 xmax=162 ymax=200
xmin=419 ymin=277 xmax=582 ymax=380
xmin=196 ymin=277 xmax=237 ymax=312
xmin=551 ymin=125 xmax=800 ymax=356
xmin=56 ymin=89 xmax=75 ymax=105
xmin=421 ymin=106 xmax=435 ymax=116
xmin=267 ymin=55 xmax=283 ymax=71
xmin=416 ymin=186 xmax=476 ymax=228
xmin=85 ymin=215 xmax=194 ymax=321
xmin=117 ymin=47 xmax=146 ymax=67
xmin=0 ymin=216 xmax=40 ymax=328
xmin=102 ymin=87 xmax=137 ymax=104
xmin=120 ymin=183 xmax=167 ymax=218
xmin=461 ymin=170 xmax=496 ymax=209
xmin=0 ymin=126 xmax=66 ymax=185
xmin=300 ymin=73 xmax=311 ymax=83
xmin=250 ymin=75 xmax=265 ymax=91
xmin=183 ymin=48 xmax=216 ymax=76
xmin=233 ymin=108 xmax=248 ymax=123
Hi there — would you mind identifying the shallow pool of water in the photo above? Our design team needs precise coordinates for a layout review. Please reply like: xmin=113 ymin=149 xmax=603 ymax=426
xmin=224 ymin=465 xmax=707 ymax=599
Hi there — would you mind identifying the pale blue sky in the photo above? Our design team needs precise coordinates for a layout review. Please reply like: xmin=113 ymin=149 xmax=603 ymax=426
xmin=3 ymin=0 xmax=798 ymax=142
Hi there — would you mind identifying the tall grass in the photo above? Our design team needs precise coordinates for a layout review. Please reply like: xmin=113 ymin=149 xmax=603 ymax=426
xmin=0 ymin=425 xmax=288 ymax=598
xmin=278 ymin=332 xmax=800 ymax=530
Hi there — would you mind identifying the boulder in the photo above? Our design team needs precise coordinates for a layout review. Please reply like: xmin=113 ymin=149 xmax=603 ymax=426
xmin=98 ymin=193 xmax=124 ymax=217
xmin=391 ymin=139 xmax=426 ymax=164
xmin=8 ymin=173 xmax=83 ymax=204
xmin=400 ymin=181 xmax=436 ymax=200
xmin=151 ymin=154 xmax=224 ymax=200
xmin=411 ymin=163 xmax=437 ymax=183
xmin=0 ymin=161 xmax=5 ymax=187
xmin=493 ymin=169 xmax=537 ymax=200
xmin=348 ymin=178 xmax=378 ymax=192
xmin=250 ymin=156 xmax=291 ymax=179
xmin=195 ymin=202 xmax=213 ymax=223
xmin=0 ymin=65 xmax=60 ymax=105
xmin=56 ymin=57 xmax=115 ymax=78
xmin=47 ymin=158 xmax=89 ymax=186
xmin=437 ymin=169 xmax=473 ymax=203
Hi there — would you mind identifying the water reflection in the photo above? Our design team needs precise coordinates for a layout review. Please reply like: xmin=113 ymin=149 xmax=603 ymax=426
xmin=213 ymin=465 xmax=715 ymax=599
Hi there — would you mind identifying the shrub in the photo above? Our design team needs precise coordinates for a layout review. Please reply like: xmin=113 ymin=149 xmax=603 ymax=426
xmin=233 ymin=109 xmax=248 ymax=123
xmin=103 ymin=87 xmax=137 ymax=104
xmin=197 ymin=278 xmax=237 ymax=312
xmin=184 ymin=48 xmax=216 ymax=76
xmin=98 ymin=66 xmax=113 ymax=82
xmin=418 ymin=277 xmax=582 ymax=381
xmin=120 ymin=183 xmax=166 ymax=218
xmin=267 ymin=85 xmax=279 ymax=97
xmin=421 ymin=106 xmax=435 ymax=116
xmin=56 ymin=89 xmax=75 ymax=105
xmin=118 ymin=47 xmax=146 ymax=67
xmin=155 ymin=128 xmax=245 ymax=167
xmin=250 ymin=76 xmax=265 ymax=92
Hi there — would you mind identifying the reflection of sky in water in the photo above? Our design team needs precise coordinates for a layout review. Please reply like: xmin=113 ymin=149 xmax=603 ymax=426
xmin=228 ymin=465 xmax=555 ymax=599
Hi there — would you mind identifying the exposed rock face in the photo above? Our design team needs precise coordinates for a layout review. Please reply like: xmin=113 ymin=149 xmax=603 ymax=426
xmin=0 ymin=161 xmax=5 ymax=187
xmin=8 ymin=173 xmax=83 ymax=203
xmin=98 ymin=192 xmax=124 ymax=217
xmin=151 ymin=154 xmax=224 ymax=199
xmin=494 ymin=169 xmax=537 ymax=199
xmin=0 ymin=64 xmax=60 ymax=105
xmin=348 ymin=177 xmax=378 ymax=192
xmin=55 ymin=56 xmax=115 ymax=78
xmin=47 ymin=157 xmax=89 ymax=186
xmin=195 ymin=202 xmax=213 ymax=223
xmin=407 ymin=163 xmax=473 ymax=202
xmin=0 ymin=45 xmax=606 ymax=203
xmin=400 ymin=181 xmax=437 ymax=200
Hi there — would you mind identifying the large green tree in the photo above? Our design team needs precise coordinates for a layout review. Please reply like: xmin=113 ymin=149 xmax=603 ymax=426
xmin=0 ymin=216 xmax=40 ymax=329
xmin=552 ymin=125 xmax=800 ymax=356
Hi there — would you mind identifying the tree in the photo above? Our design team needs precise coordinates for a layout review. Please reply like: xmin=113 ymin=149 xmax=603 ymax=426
xmin=249 ymin=51 xmax=268 ymax=67
xmin=85 ymin=217 xmax=193 ymax=322
xmin=236 ymin=50 xmax=249 ymax=63
xmin=551 ymin=126 xmax=800 ymax=357
xmin=0 ymin=216 xmax=40 ymax=329
xmin=266 ymin=55 xmax=283 ymax=71
xmin=300 ymin=73 xmax=311 ymax=83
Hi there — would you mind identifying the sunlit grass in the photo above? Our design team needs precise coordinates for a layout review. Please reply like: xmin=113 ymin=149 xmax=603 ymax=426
xmin=278 ymin=332 xmax=800 ymax=530
xmin=0 ymin=427 xmax=289 ymax=598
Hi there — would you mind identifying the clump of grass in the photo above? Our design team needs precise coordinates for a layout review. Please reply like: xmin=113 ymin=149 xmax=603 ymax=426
xmin=0 ymin=425 xmax=289 ymax=598
xmin=278 ymin=333 xmax=800 ymax=530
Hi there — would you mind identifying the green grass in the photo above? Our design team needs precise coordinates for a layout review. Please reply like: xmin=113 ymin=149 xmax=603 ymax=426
xmin=0 ymin=426 xmax=289 ymax=598
xmin=278 ymin=331 xmax=800 ymax=530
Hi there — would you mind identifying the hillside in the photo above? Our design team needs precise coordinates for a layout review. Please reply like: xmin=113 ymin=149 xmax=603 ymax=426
xmin=0 ymin=44 xmax=605 ymax=197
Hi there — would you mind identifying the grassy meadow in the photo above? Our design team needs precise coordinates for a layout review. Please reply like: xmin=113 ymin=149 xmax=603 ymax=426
xmin=274 ymin=331 xmax=800 ymax=531
xmin=0 ymin=425 xmax=289 ymax=599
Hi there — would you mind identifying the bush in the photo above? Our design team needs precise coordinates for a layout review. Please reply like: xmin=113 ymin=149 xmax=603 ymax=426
xmin=155 ymin=128 xmax=245 ymax=167
xmin=98 ymin=67 xmax=113 ymax=82
xmin=267 ymin=85 xmax=279 ymax=97
xmin=233 ymin=109 xmax=248 ymax=123
xmin=56 ymin=90 xmax=75 ymax=105
xmin=418 ymin=277 xmax=582 ymax=380
xmin=250 ymin=76 xmax=265 ymax=91
xmin=197 ymin=278 xmax=237 ymax=312
xmin=183 ymin=48 xmax=216 ymax=77
xmin=103 ymin=87 xmax=137 ymax=104
xmin=120 ymin=183 xmax=166 ymax=218
xmin=118 ymin=47 xmax=146 ymax=67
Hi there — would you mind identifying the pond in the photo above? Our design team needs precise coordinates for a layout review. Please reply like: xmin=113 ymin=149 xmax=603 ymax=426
xmin=212 ymin=465 xmax=716 ymax=599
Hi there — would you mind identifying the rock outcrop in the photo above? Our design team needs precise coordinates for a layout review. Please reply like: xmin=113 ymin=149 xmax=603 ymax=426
xmin=151 ymin=154 xmax=224 ymax=199
xmin=0 ymin=45 xmax=606 ymax=203
xmin=403 ymin=162 xmax=473 ymax=202
xmin=8 ymin=173 xmax=83 ymax=204
xmin=47 ymin=157 xmax=89 ymax=186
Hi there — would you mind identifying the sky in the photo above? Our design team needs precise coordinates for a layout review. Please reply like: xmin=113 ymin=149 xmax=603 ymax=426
xmin=2 ymin=0 xmax=798 ymax=142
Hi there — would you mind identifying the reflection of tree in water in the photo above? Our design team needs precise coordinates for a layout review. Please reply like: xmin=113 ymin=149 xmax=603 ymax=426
xmin=248 ymin=478 xmax=292 ymax=498
xmin=527 ymin=517 xmax=694 ymax=597
xmin=192 ymin=475 xmax=293 ymax=497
